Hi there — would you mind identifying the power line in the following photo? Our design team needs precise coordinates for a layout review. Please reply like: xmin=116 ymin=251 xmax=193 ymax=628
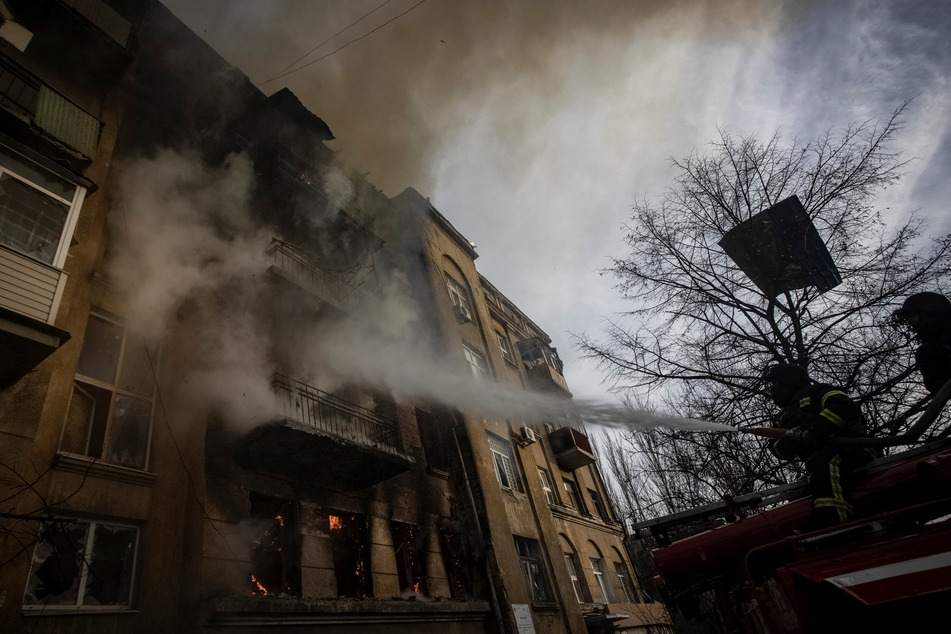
xmin=261 ymin=0 xmax=430 ymax=85
xmin=266 ymin=0 xmax=398 ymax=83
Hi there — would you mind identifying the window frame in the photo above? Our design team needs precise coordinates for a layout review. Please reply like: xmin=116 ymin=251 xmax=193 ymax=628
xmin=564 ymin=553 xmax=587 ymax=603
xmin=65 ymin=311 xmax=157 ymax=471
xmin=445 ymin=273 xmax=474 ymax=321
xmin=562 ymin=478 xmax=582 ymax=510
xmin=495 ymin=330 xmax=515 ymax=365
xmin=588 ymin=488 xmax=608 ymax=520
xmin=514 ymin=536 xmax=552 ymax=602
xmin=0 ymin=143 xmax=86 ymax=268
xmin=487 ymin=432 xmax=520 ymax=491
xmin=590 ymin=557 xmax=613 ymax=603
xmin=462 ymin=343 xmax=488 ymax=381
xmin=22 ymin=517 xmax=139 ymax=611
xmin=537 ymin=467 xmax=557 ymax=505
xmin=614 ymin=561 xmax=638 ymax=602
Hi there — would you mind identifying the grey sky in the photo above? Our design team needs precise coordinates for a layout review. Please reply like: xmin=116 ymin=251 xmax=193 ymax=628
xmin=162 ymin=0 xmax=951 ymax=402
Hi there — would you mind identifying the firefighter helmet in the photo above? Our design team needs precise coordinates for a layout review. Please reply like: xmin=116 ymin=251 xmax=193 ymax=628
xmin=762 ymin=363 xmax=810 ymax=386
xmin=897 ymin=292 xmax=951 ymax=317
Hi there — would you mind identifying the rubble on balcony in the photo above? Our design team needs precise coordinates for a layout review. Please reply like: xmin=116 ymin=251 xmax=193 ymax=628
xmin=516 ymin=337 xmax=571 ymax=395
xmin=548 ymin=426 xmax=596 ymax=471
xmin=235 ymin=375 xmax=413 ymax=490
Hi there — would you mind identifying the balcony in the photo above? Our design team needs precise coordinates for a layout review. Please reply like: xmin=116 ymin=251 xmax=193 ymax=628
xmin=235 ymin=375 xmax=413 ymax=490
xmin=548 ymin=426 xmax=596 ymax=471
xmin=516 ymin=337 xmax=571 ymax=395
xmin=0 ymin=56 xmax=102 ymax=161
xmin=267 ymin=239 xmax=378 ymax=315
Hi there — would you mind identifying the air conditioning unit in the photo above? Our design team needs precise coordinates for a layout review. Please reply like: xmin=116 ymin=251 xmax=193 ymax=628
xmin=454 ymin=303 xmax=473 ymax=323
xmin=521 ymin=426 xmax=537 ymax=443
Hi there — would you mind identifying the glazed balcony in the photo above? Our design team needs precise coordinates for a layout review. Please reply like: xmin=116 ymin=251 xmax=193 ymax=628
xmin=548 ymin=426 xmax=596 ymax=471
xmin=267 ymin=239 xmax=378 ymax=315
xmin=516 ymin=337 xmax=571 ymax=395
xmin=235 ymin=375 xmax=413 ymax=490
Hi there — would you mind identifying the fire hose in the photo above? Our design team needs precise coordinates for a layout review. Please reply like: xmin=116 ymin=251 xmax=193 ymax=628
xmin=746 ymin=377 xmax=951 ymax=448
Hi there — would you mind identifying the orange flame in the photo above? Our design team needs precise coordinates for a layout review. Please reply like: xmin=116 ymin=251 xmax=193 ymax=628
xmin=329 ymin=515 xmax=342 ymax=531
xmin=251 ymin=574 xmax=268 ymax=596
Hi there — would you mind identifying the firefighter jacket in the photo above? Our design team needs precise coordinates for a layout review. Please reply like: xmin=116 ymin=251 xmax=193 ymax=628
xmin=769 ymin=383 xmax=870 ymax=462
xmin=914 ymin=313 xmax=951 ymax=395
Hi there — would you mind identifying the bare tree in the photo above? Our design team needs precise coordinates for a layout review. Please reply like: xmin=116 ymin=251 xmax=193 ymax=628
xmin=579 ymin=102 xmax=951 ymax=519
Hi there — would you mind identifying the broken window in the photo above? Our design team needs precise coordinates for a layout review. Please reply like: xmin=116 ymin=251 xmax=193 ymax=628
xmin=390 ymin=521 xmax=428 ymax=598
xmin=496 ymin=331 xmax=515 ymax=365
xmin=328 ymin=512 xmax=372 ymax=598
xmin=514 ymin=536 xmax=552 ymax=602
xmin=249 ymin=495 xmax=301 ymax=597
xmin=62 ymin=311 xmax=155 ymax=470
xmin=439 ymin=531 xmax=471 ymax=599
xmin=416 ymin=406 xmax=451 ymax=473
xmin=23 ymin=518 xmax=138 ymax=610
xmin=487 ymin=432 xmax=519 ymax=491
xmin=614 ymin=561 xmax=639 ymax=602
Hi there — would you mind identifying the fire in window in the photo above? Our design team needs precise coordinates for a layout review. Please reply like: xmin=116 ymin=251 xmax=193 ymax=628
xmin=439 ymin=531 xmax=472 ymax=599
xmin=61 ymin=311 xmax=156 ymax=470
xmin=328 ymin=512 xmax=372 ymax=598
xmin=249 ymin=495 xmax=301 ymax=597
xmin=23 ymin=518 xmax=138 ymax=610
xmin=390 ymin=521 xmax=428 ymax=598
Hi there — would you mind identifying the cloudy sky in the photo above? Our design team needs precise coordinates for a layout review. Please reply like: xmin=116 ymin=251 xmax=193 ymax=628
xmin=163 ymin=0 xmax=951 ymax=403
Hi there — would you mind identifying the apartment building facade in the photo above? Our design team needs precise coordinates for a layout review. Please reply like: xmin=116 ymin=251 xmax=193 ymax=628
xmin=0 ymin=2 xmax=668 ymax=633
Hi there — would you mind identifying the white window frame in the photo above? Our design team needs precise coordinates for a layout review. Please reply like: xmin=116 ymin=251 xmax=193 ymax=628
xmin=496 ymin=331 xmax=515 ymax=364
xmin=463 ymin=343 xmax=488 ymax=381
xmin=537 ymin=467 xmax=556 ymax=505
xmin=564 ymin=554 xmax=586 ymax=603
xmin=563 ymin=478 xmax=581 ymax=509
xmin=515 ymin=537 xmax=552 ymax=602
xmin=614 ymin=561 xmax=638 ymax=602
xmin=0 ymin=144 xmax=86 ymax=268
xmin=22 ymin=518 xmax=139 ymax=611
xmin=66 ymin=311 xmax=156 ymax=471
xmin=488 ymin=432 xmax=519 ymax=491
xmin=591 ymin=557 xmax=613 ymax=603
xmin=445 ymin=274 xmax=474 ymax=321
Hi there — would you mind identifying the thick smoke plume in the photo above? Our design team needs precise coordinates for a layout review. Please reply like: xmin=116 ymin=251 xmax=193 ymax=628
xmin=110 ymin=150 xmax=730 ymax=435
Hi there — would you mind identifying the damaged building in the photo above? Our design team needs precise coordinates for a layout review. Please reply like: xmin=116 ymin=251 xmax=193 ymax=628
xmin=0 ymin=1 xmax=669 ymax=633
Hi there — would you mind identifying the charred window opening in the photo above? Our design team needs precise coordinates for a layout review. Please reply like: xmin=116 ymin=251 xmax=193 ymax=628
xmin=514 ymin=536 xmax=552 ymax=602
xmin=390 ymin=521 xmax=428 ymax=598
xmin=249 ymin=494 xmax=301 ymax=597
xmin=416 ymin=406 xmax=452 ymax=473
xmin=439 ymin=531 xmax=472 ymax=600
xmin=328 ymin=512 xmax=372 ymax=598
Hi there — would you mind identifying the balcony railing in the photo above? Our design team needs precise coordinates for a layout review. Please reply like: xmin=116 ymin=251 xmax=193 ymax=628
xmin=272 ymin=374 xmax=401 ymax=455
xmin=267 ymin=239 xmax=377 ymax=314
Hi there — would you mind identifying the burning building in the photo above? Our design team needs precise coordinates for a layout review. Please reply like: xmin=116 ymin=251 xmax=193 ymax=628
xmin=0 ymin=2 xmax=668 ymax=633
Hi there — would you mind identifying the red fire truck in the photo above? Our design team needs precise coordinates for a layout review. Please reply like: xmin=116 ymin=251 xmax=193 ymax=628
xmin=632 ymin=386 xmax=951 ymax=633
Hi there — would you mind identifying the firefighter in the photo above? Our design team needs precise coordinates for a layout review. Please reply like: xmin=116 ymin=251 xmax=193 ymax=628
xmin=893 ymin=292 xmax=951 ymax=395
xmin=762 ymin=363 xmax=876 ymax=527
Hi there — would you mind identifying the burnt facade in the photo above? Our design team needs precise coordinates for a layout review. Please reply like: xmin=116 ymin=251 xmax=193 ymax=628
xmin=0 ymin=2 xmax=667 ymax=633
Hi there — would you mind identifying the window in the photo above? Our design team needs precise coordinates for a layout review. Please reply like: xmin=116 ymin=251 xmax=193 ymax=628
xmin=537 ymin=468 xmax=556 ymax=505
xmin=488 ymin=432 xmax=520 ymax=491
xmin=23 ymin=518 xmax=138 ymax=610
xmin=590 ymin=557 xmax=613 ymax=603
xmin=0 ymin=144 xmax=85 ymax=267
xmin=445 ymin=274 xmax=473 ymax=321
xmin=496 ymin=331 xmax=515 ymax=364
xmin=440 ymin=531 xmax=472 ymax=599
xmin=562 ymin=478 xmax=582 ymax=509
xmin=390 ymin=521 xmax=428 ymax=598
xmin=416 ymin=407 xmax=451 ymax=472
xmin=62 ymin=312 xmax=156 ymax=470
xmin=564 ymin=554 xmax=587 ymax=603
xmin=463 ymin=344 xmax=488 ymax=381
xmin=249 ymin=495 xmax=301 ymax=597
xmin=614 ymin=561 xmax=639 ymax=602
xmin=588 ymin=489 xmax=608 ymax=519
xmin=514 ymin=537 xmax=552 ymax=602
xmin=328 ymin=512 xmax=372 ymax=598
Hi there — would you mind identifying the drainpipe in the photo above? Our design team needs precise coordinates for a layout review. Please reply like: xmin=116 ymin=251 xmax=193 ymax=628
xmin=451 ymin=412 xmax=507 ymax=634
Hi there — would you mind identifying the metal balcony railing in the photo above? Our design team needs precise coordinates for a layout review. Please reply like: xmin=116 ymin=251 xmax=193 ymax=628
xmin=272 ymin=374 xmax=401 ymax=455
xmin=267 ymin=239 xmax=376 ymax=313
